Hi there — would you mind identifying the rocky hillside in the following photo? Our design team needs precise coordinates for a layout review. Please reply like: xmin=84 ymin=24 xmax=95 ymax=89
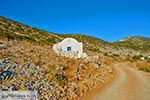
xmin=0 ymin=16 xmax=113 ymax=53
xmin=0 ymin=16 xmax=150 ymax=100
xmin=0 ymin=16 xmax=63 ymax=44
xmin=0 ymin=16 xmax=114 ymax=100
xmin=114 ymin=36 xmax=150 ymax=51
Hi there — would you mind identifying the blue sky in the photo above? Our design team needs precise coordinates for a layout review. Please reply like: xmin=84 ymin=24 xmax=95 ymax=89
xmin=0 ymin=0 xmax=150 ymax=42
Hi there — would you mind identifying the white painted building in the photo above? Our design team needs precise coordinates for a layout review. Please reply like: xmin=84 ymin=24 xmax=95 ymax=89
xmin=59 ymin=38 xmax=83 ymax=53
xmin=53 ymin=38 xmax=87 ymax=58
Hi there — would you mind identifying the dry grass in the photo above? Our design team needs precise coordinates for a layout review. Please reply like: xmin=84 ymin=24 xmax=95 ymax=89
xmin=139 ymin=66 xmax=150 ymax=72
xmin=0 ymin=39 xmax=114 ymax=100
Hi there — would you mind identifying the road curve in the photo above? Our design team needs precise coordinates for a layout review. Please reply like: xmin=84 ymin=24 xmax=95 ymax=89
xmin=91 ymin=63 xmax=150 ymax=100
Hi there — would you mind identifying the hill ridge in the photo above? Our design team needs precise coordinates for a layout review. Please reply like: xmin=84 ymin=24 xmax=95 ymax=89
xmin=1 ymin=16 xmax=150 ymax=53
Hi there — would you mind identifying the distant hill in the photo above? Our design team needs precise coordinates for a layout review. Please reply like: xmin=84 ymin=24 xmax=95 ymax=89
xmin=114 ymin=36 xmax=150 ymax=51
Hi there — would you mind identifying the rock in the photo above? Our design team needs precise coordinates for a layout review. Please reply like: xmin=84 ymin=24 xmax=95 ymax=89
xmin=0 ymin=75 xmax=5 ymax=81
xmin=11 ymin=84 xmax=19 ymax=91
xmin=0 ymin=42 xmax=7 ymax=50
xmin=2 ymin=59 xmax=9 ymax=64
xmin=140 ymin=57 xmax=145 ymax=60
xmin=85 ymin=56 xmax=98 ymax=63
xmin=78 ymin=52 xmax=88 ymax=58
xmin=0 ymin=58 xmax=17 ymax=71
xmin=0 ymin=86 xmax=9 ymax=91
xmin=0 ymin=54 xmax=113 ymax=100
xmin=55 ymin=73 xmax=68 ymax=81
xmin=0 ymin=70 xmax=13 ymax=81
xmin=95 ymin=62 xmax=102 ymax=68
xmin=56 ymin=66 xmax=65 ymax=71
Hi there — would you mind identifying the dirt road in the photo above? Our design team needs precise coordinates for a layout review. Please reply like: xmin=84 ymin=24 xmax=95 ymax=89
xmin=90 ymin=63 xmax=150 ymax=100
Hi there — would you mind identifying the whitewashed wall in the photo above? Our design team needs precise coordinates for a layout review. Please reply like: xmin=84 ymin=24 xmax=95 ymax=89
xmin=58 ymin=38 xmax=83 ymax=53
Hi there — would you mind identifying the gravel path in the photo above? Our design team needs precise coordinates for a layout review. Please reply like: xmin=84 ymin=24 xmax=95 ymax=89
xmin=90 ymin=63 xmax=150 ymax=100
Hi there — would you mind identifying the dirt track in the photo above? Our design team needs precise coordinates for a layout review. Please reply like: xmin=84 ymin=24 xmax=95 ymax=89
xmin=90 ymin=63 xmax=150 ymax=100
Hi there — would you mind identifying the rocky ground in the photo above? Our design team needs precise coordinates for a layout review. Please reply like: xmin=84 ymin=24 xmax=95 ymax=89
xmin=0 ymin=39 xmax=114 ymax=100
xmin=1 ymin=16 xmax=150 ymax=100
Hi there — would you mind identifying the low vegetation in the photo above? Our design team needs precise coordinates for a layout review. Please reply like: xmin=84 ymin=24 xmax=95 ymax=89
xmin=0 ymin=16 xmax=114 ymax=100
xmin=0 ymin=16 xmax=150 ymax=100
xmin=132 ymin=55 xmax=143 ymax=60
xmin=115 ymin=36 xmax=150 ymax=51
xmin=139 ymin=66 xmax=150 ymax=72
xmin=58 ymin=34 xmax=113 ymax=53
xmin=0 ymin=16 xmax=62 ymax=44
xmin=0 ymin=16 xmax=115 ymax=55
